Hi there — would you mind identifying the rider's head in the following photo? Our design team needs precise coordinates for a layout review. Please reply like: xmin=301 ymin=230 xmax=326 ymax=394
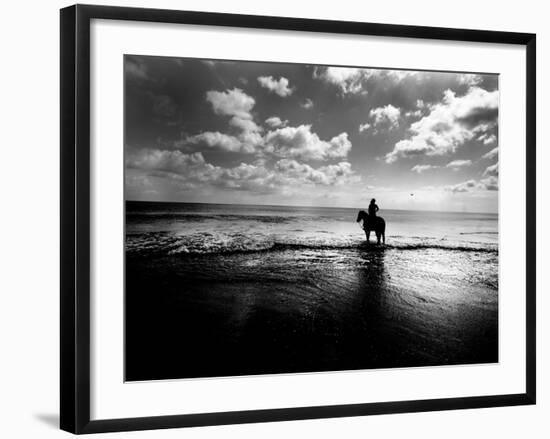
xmin=370 ymin=198 xmax=376 ymax=204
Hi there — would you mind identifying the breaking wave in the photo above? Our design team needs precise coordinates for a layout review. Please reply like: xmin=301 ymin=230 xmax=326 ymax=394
xmin=126 ymin=232 xmax=498 ymax=257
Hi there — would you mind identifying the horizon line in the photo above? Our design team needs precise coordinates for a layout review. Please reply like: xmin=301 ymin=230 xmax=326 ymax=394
xmin=125 ymin=199 xmax=498 ymax=216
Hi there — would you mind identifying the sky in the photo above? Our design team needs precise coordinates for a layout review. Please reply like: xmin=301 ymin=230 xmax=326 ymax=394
xmin=125 ymin=55 xmax=499 ymax=213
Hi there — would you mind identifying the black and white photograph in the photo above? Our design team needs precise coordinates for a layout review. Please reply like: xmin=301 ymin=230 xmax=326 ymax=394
xmin=0 ymin=0 xmax=544 ymax=436
xmin=125 ymin=56 xmax=500 ymax=381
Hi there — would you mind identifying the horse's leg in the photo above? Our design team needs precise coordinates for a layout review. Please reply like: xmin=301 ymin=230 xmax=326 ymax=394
xmin=366 ymin=230 xmax=370 ymax=243
xmin=376 ymin=232 xmax=381 ymax=244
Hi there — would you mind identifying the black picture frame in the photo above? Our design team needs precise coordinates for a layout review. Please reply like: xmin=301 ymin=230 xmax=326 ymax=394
xmin=60 ymin=4 xmax=536 ymax=434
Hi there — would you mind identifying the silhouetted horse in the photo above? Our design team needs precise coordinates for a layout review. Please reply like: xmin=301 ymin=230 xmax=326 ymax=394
xmin=356 ymin=210 xmax=386 ymax=244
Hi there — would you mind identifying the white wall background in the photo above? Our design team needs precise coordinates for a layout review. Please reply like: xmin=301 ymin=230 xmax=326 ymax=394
xmin=0 ymin=0 xmax=546 ymax=437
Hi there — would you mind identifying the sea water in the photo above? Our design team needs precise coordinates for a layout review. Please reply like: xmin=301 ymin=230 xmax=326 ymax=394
xmin=125 ymin=201 xmax=498 ymax=380
xmin=126 ymin=201 xmax=498 ymax=255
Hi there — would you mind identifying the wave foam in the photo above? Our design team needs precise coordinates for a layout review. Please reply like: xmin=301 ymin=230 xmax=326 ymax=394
xmin=126 ymin=232 xmax=498 ymax=257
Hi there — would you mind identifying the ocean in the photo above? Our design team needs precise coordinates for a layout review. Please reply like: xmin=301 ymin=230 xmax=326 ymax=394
xmin=125 ymin=201 xmax=498 ymax=381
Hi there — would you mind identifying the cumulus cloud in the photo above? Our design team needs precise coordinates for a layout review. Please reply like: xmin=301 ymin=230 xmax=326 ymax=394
xmin=405 ymin=100 xmax=426 ymax=118
xmin=385 ymin=87 xmax=499 ymax=163
xmin=183 ymin=128 xmax=262 ymax=155
xmin=186 ymin=132 xmax=244 ymax=153
xmin=479 ymin=176 xmax=499 ymax=190
xmin=257 ymin=76 xmax=294 ymax=97
xmin=192 ymin=88 xmax=263 ymax=153
xmin=446 ymin=180 xmax=477 ymax=193
xmin=275 ymin=159 xmax=356 ymax=186
xmin=185 ymin=90 xmax=353 ymax=160
xmin=369 ymin=105 xmax=401 ymax=129
xmin=483 ymin=162 xmax=499 ymax=177
xmin=445 ymin=176 xmax=498 ymax=193
xmin=126 ymin=149 xmax=209 ymax=175
xmin=458 ymin=74 xmax=483 ymax=87
xmin=478 ymin=133 xmax=497 ymax=145
xmin=127 ymin=148 xmax=271 ymax=192
xmin=301 ymin=98 xmax=314 ymax=109
xmin=481 ymin=147 xmax=498 ymax=160
xmin=386 ymin=70 xmax=419 ymax=81
xmin=206 ymin=88 xmax=255 ymax=120
xmin=265 ymin=116 xmax=288 ymax=128
xmin=126 ymin=148 xmax=357 ymax=194
xmin=446 ymin=159 xmax=472 ymax=169
xmin=313 ymin=67 xmax=418 ymax=95
xmin=405 ymin=110 xmax=422 ymax=118
xmin=264 ymin=125 xmax=352 ymax=161
xmin=358 ymin=122 xmax=371 ymax=133
xmin=229 ymin=116 xmax=262 ymax=133
xmin=411 ymin=164 xmax=439 ymax=173
xmin=314 ymin=67 xmax=370 ymax=95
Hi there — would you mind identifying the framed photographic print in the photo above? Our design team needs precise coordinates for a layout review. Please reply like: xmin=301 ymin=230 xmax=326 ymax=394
xmin=60 ymin=4 xmax=536 ymax=434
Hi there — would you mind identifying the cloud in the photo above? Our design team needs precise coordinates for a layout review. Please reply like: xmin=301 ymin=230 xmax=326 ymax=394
xmin=125 ymin=57 xmax=149 ymax=80
xmin=314 ymin=67 xmax=369 ymax=95
xmin=186 ymin=132 xmax=244 ymax=153
xmin=301 ymin=98 xmax=314 ymax=109
xmin=446 ymin=159 xmax=472 ymax=169
xmin=445 ymin=176 xmax=498 ymax=193
xmin=405 ymin=100 xmax=426 ymax=118
xmin=313 ymin=67 xmax=418 ymax=95
xmin=458 ymin=74 xmax=483 ymax=87
xmin=126 ymin=149 xmax=208 ymax=174
xmin=386 ymin=70 xmax=419 ymax=81
xmin=411 ymin=164 xmax=439 ymax=173
xmin=481 ymin=147 xmax=498 ymax=160
xmin=127 ymin=148 xmax=270 ymax=192
xmin=264 ymin=125 xmax=352 ymax=161
xmin=126 ymin=148 xmax=357 ymax=194
xmin=194 ymin=88 xmax=263 ymax=153
xmin=446 ymin=180 xmax=477 ymax=193
xmin=216 ymin=163 xmax=273 ymax=190
xmin=478 ymin=133 xmax=497 ymax=145
xmin=185 ymin=90 xmax=352 ymax=160
xmin=229 ymin=116 xmax=262 ymax=133
xmin=479 ymin=176 xmax=498 ymax=191
xmin=257 ymin=76 xmax=294 ymax=97
xmin=483 ymin=162 xmax=499 ymax=177
xmin=358 ymin=123 xmax=371 ymax=133
xmin=183 ymin=123 xmax=353 ymax=160
xmin=206 ymin=88 xmax=255 ymax=120
xmin=275 ymin=159 xmax=357 ymax=186
xmin=265 ymin=116 xmax=288 ymax=128
xmin=405 ymin=110 xmax=423 ymax=118
xmin=369 ymin=105 xmax=401 ymax=129
xmin=385 ymin=87 xmax=499 ymax=163
xmin=182 ymin=127 xmax=264 ymax=155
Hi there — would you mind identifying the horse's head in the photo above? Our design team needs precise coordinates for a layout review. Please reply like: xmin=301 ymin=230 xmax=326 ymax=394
xmin=356 ymin=210 xmax=368 ymax=222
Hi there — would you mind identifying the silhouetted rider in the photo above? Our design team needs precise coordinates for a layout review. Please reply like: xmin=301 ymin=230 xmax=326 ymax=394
xmin=368 ymin=198 xmax=379 ymax=217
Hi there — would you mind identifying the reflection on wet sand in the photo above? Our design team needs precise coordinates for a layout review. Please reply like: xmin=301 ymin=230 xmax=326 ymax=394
xmin=126 ymin=245 xmax=497 ymax=381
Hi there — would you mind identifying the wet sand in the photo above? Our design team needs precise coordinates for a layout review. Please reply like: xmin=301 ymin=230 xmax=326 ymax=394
xmin=125 ymin=246 xmax=498 ymax=381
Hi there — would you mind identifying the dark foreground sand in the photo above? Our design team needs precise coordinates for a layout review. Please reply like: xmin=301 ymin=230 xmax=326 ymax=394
xmin=125 ymin=246 xmax=498 ymax=381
